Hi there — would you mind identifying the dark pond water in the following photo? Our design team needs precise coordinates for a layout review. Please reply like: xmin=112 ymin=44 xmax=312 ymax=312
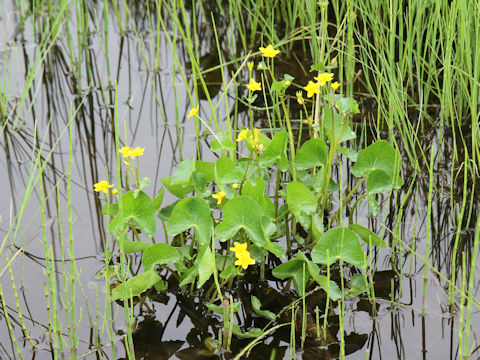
xmin=1 ymin=1 xmax=480 ymax=359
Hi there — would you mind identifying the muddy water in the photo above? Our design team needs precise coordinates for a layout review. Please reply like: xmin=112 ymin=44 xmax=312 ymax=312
xmin=1 ymin=1 xmax=479 ymax=359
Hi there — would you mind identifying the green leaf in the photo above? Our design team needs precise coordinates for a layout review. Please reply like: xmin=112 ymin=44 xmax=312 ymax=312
xmin=323 ymin=108 xmax=356 ymax=144
xmin=310 ymin=62 xmax=325 ymax=72
xmin=196 ymin=161 xmax=216 ymax=183
xmin=287 ymin=182 xmax=317 ymax=229
xmin=368 ymin=195 xmax=380 ymax=216
xmin=351 ymin=141 xmax=403 ymax=193
xmin=295 ymin=138 xmax=328 ymax=170
xmin=108 ymin=191 xmax=156 ymax=237
xmin=219 ymin=264 xmax=239 ymax=279
xmin=171 ymin=157 xmax=195 ymax=183
xmin=311 ymin=227 xmax=366 ymax=268
xmin=167 ymin=197 xmax=212 ymax=245
xmin=251 ymin=296 xmax=276 ymax=320
xmin=198 ymin=245 xmax=216 ymax=288
xmin=215 ymin=196 xmax=267 ymax=247
xmin=210 ymin=131 xmax=236 ymax=152
xmin=242 ymin=177 xmax=275 ymax=218
xmin=272 ymin=258 xmax=309 ymax=295
xmin=337 ymin=146 xmax=358 ymax=162
xmin=205 ymin=301 xmax=241 ymax=314
xmin=119 ymin=240 xmax=150 ymax=253
xmin=192 ymin=172 xmax=211 ymax=197
xmin=334 ymin=97 xmax=360 ymax=115
xmin=111 ymin=270 xmax=161 ymax=300
xmin=259 ymin=131 xmax=289 ymax=171
xmin=231 ymin=324 xmax=264 ymax=338
xmin=158 ymin=200 xmax=179 ymax=222
xmin=215 ymin=156 xmax=244 ymax=184
xmin=161 ymin=176 xmax=194 ymax=198
xmin=152 ymin=188 xmax=165 ymax=210
xmin=349 ymin=224 xmax=386 ymax=247
xmin=311 ymin=213 xmax=324 ymax=242
xmin=102 ymin=204 xmax=118 ymax=216
xmin=346 ymin=273 xmax=368 ymax=298
xmin=142 ymin=243 xmax=181 ymax=270
xmin=265 ymin=238 xmax=286 ymax=258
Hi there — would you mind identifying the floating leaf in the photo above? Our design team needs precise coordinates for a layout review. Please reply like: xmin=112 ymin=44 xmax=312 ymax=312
xmin=167 ymin=197 xmax=212 ymax=245
xmin=215 ymin=196 xmax=267 ymax=247
xmin=251 ymin=296 xmax=276 ymax=320
xmin=349 ymin=224 xmax=386 ymax=248
xmin=346 ymin=273 xmax=368 ymax=298
xmin=311 ymin=227 xmax=366 ymax=268
xmin=259 ymin=131 xmax=289 ymax=171
xmin=295 ymin=138 xmax=328 ymax=170
xmin=287 ymin=182 xmax=317 ymax=229
xmin=142 ymin=243 xmax=181 ymax=270
xmin=111 ymin=270 xmax=161 ymax=300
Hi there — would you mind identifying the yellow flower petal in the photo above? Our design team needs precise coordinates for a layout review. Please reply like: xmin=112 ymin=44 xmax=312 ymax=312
xmin=303 ymin=81 xmax=320 ymax=98
xmin=230 ymin=242 xmax=248 ymax=255
xmin=94 ymin=180 xmax=114 ymax=193
xmin=331 ymin=81 xmax=340 ymax=91
xmin=236 ymin=128 xmax=249 ymax=142
xmin=314 ymin=72 xmax=334 ymax=86
xmin=212 ymin=191 xmax=226 ymax=205
xmin=234 ymin=251 xmax=256 ymax=269
xmin=259 ymin=44 xmax=280 ymax=58
xmin=246 ymin=79 xmax=261 ymax=92
xmin=187 ymin=105 xmax=199 ymax=118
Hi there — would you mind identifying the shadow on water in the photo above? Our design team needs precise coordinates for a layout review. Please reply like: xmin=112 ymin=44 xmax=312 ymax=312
xmin=1 ymin=0 xmax=480 ymax=359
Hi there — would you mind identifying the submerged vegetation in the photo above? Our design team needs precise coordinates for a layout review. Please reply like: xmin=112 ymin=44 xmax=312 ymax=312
xmin=2 ymin=0 xmax=480 ymax=359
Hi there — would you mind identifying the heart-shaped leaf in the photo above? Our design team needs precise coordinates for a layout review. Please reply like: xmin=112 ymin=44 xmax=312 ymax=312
xmin=119 ymin=240 xmax=150 ymax=253
xmin=351 ymin=141 xmax=402 ymax=193
xmin=142 ymin=243 xmax=181 ymax=270
xmin=242 ymin=177 xmax=275 ymax=218
xmin=323 ymin=108 xmax=356 ymax=144
xmin=111 ymin=270 xmax=161 ymax=300
xmin=215 ymin=156 xmax=244 ymax=184
xmin=251 ymin=296 xmax=276 ymax=320
xmin=108 ymin=191 xmax=156 ymax=237
xmin=166 ymin=197 xmax=213 ymax=245
xmin=210 ymin=131 xmax=236 ymax=152
xmin=161 ymin=176 xmax=194 ymax=198
xmin=295 ymin=138 xmax=328 ymax=170
xmin=311 ymin=227 xmax=366 ymax=268
xmin=346 ymin=273 xmax=368 ymax=298
xmin=287 ymin=182 xmax=317 ymax=229
xmin=215 ymin=196 xmax=267 ymax=247
xmin=259 ymin=131 xmax=289 ymax=171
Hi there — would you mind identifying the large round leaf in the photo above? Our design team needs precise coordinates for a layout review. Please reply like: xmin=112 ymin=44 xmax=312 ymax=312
xmin=295 ymin=138 xmax=328 ymax=170
xmin=311 ymin=227 xmax=366 ymax=268
xmin=215 ymin=196 xmax=266 ymax=246
xmin=166 ymin=197 xmax=212 ymax=245
xmin=142 ymin=243 xmax=181 ymax=270
xmin=259 ymin=131 xmax=289 ymax=171
xmin=215 ymin=156 xmax=244 ymax=184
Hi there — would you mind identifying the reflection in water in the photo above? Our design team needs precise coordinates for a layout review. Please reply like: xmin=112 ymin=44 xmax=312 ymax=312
xmin=1 ymin=0 xmax=480 ymax=359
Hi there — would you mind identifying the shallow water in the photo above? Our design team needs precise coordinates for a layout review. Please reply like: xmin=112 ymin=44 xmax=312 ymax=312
xmin=1 ymin=1 xmax=480 ymax=359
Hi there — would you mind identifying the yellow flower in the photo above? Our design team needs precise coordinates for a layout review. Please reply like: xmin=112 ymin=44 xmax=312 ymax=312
xmin=94 ymin=180 xmax=114 ymax=194
xmin=212 ymin=191 xmax=226 ymax=205
xmin=247 ymin=79 xmax=261 ymax=92
xmin=187 ymin=105 xmax=199 ymax=118
xmin=236 ymin=128 xmax=249 ymax=142
xmin=256 ymin=144 xmax=264 ymax=152
xmin=314 ymin=72 xmax=334 ymax=86
xmin=112 ymin=189 xmax=118 ymax=194
xmin=304 ymin=81 xmax=320 ymax=98
xmin=119 ymin=145 xmax=144 ymax=158
xmin=234 ymin=251 xmax=256 ymax=269
xmin=119 ymin=146 xmax=132 ymax=158
xmin=331 ymin=81 xmax=340 ymax=91
xmin=296 ymin=91 xmax=305 ymax=105
xmin=253 ymin=128 xmax=260 ymax=142
xmin=130 ymin=147 xmax=145 ymax=157
xmin=259 ymin=44 xmax=280 ymax=58
xmin=230 ymin=242 xmax=248 ymax=256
